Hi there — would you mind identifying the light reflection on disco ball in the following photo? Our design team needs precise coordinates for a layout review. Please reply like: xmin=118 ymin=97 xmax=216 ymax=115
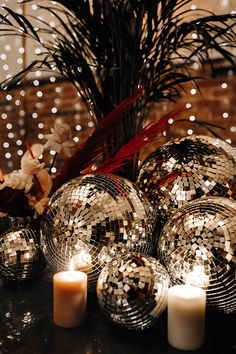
xmin=0 ymin=227 xmax=45 ymax=282
xmin=97 ymin=252 xmax=170 ymax=330
xmin=137 ymin=135 xmax=236 ymax=234
xmin=198 ymin=135 xmax=236 ymax=163
xmin=158 ymin=197 xmax=236 ymax=314
xmin=40 ymin=173 xmax=155 ymax=289
xmin=0 ymin=216 xmax=38 ymax=235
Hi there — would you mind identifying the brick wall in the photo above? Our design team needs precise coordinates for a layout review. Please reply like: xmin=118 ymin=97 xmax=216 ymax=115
xmin=0 ymin=70 xmax=235 ymax=174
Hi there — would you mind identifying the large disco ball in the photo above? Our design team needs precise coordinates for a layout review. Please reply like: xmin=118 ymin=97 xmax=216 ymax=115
xmin=0 ymin=227 xmax=45 ymax=282
xmin=97 ymin=252 xmax=170 ymax=330
xmin=198 ymin=135 xmax=236 ymax=162
xmin=158 ymin=197 xmax=236 ymax=314
xmin=40 ymin=173 xmax=155 ymax=289
xmin=137 ymin=135 xmax=236 ymax=234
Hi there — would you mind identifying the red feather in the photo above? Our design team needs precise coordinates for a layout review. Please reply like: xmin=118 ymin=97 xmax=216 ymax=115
xmin=93 ymin=107 xmax=186 ymax=174
xmin=51 ymin=85 xmax=144 ymax=194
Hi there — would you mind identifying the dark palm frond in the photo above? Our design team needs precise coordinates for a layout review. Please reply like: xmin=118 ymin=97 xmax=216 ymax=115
xmin=0 ymin=0 xmax=235 ymax=181
xmin=94 ymin=107 xmax=186 ymax=175
xmin=51 ymin=85 xmax=144 ymax=194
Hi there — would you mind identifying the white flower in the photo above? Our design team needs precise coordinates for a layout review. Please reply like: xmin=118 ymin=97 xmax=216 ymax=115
xmin=21 ymin=144 xmax=45 ymax=175
xmin=0 ymin=170 xmax=27 ymax=191
xmin=36 ymin=169 xmax=52 ymax=197
xmin=44 ymin=123 xmax=75 ymax=156
xmin=19 ymin=144 xmax=46 ymax=192
xmin=0 ymin=143 xmax=52 ymax=196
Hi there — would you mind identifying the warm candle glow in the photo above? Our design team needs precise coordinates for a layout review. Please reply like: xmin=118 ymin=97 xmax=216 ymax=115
xmin=168 ymin=284 xmax=206 ymax=351
xmin=53 ymin=264 xmax=87 ymax=328
xmin=68 ymin=259 xmax=74 ymax=278
xmin=185 ymin=265 xmax=209 ymax=289
xmin=71 ymin=250 xmax=92 ymax=273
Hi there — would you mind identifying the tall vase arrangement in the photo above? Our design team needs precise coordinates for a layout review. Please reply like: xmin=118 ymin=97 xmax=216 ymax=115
xmin=0 ymin=1 xmax=235 ymax=184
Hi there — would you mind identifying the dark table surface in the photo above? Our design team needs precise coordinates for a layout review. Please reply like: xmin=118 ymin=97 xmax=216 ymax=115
xmin=0 ymin=270 xmax=235 ymax=354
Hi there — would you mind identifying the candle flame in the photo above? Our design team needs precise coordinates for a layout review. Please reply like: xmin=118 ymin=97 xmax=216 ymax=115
xmin=71 ymin=248 xmax=92 ymax=273
xmin=185 ymin=265 xmax=209 ymax=289
xmin=69 ymin=259 xmax=74 ymax=277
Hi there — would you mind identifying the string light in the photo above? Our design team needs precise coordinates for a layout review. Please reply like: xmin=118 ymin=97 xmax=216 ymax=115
xmin=32 ymin=112 xmax=38 ymax=119
xmin=36 ymin=91 xmax=43 ymax=97
xmin=50 ymin=76 xmax=56 ymax=82
xmin=51 ymin=107 xmax=57 ymax=113
xmin=0 ymin=1 xmax=235 ymax=174
xmin=51 ymin=167 xmax=57 ymax=173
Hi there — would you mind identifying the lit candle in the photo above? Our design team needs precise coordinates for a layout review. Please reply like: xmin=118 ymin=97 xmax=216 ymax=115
xmin=53 ymin=262 xmax=87 ymax=328
xmin=168 ymin=284 xmax=206 ymax=351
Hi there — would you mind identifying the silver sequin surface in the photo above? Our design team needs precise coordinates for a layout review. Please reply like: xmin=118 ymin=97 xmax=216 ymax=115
xmin=158 ymin=197 xmax=236 ymax=314
xmin=97 ymin=252 xmax=169 ymax=330
xmin=137 ymin=135 xmax=236 ymax=234
xmin=40 ymin=173 xmax=155 ymax=289
xmin=0 ymin=227 xmax=45 ymax=282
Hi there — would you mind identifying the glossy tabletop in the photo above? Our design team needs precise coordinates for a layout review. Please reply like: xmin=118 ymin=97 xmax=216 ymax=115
xmin=0 ymin=270 xmax=235 ymax=354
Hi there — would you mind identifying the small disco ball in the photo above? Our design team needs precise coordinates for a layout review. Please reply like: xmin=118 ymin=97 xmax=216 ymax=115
xmin=0 ymin=227 xmax=45 ymax=282
xmin=158 ymin=197 xmax=236 ymax=314
xmin=137 ymin=135 xmax=236 ymax=234
xmin=0 ymin=216 xmax=39 ymax=235
xmin=97 ymin=252 xmax=170 ymax=330
xmin=40 ymin=173 xmax=155 ymax=289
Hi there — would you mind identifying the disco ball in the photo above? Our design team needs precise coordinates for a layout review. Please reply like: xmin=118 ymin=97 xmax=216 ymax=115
xmin=40 ymin=173 xmax=155 ymax=289
xmin=97 ymin=252 xmax=170 ymax=330
xmin=0 ymin=227 xmax=45 ymax=282
xmin=198 ymin=135 xmax=236 ymax=163
xmin=158 ymin=197 xmax=236 ymax=314
xmin=0 ymin=216 xmax=39 ymax=235
xmin=137 ymin=135 xmax=236 ymax=234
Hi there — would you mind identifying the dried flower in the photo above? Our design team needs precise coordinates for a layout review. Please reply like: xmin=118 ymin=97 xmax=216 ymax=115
xmin=44 ymin=123 xmax=75 ymax=156
xmin=0 ymin=123 xmax=74 ymax=217
xmin=34 ymin=197 xmax=50 ymax=215
xmin=0 ymin=144 xmax=50 ymax=194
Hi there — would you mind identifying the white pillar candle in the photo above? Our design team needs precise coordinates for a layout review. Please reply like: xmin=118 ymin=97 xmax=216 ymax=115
xmin=53 ymin=268 xmax=87 ymax=328
xmin=168 ymin=285 xmax=206 ymax=351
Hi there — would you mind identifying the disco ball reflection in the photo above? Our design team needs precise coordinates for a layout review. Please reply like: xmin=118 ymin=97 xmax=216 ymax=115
xmin=158 ymin=197 xmax=236 ymax=314
xmin=0 ymin=227 xmax=45 ymax=282
xmin=137 ymin=135 xmax=236 ymax=234
xmin=40 ymin=173 xmax=155 ymax=289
